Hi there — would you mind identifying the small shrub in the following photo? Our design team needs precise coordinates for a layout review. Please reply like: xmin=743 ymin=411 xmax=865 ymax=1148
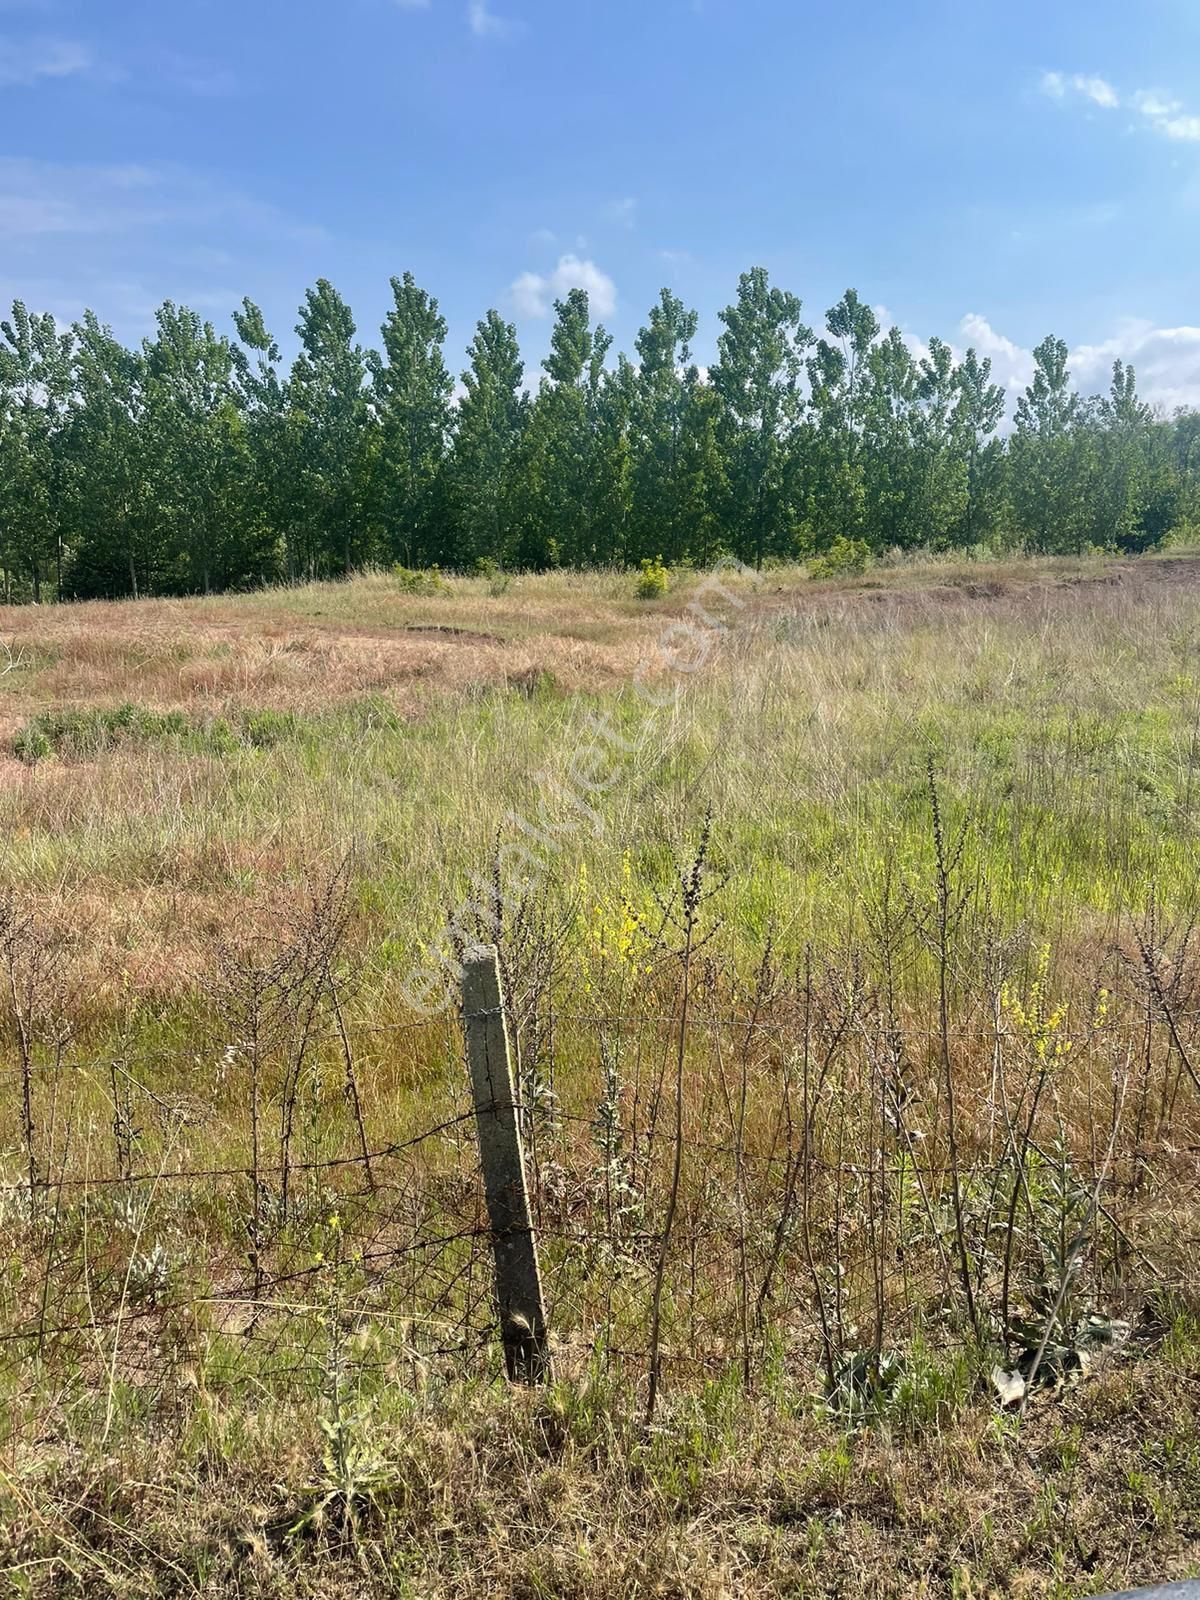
xmin=472 ymin=556 xmax=511 ymax=596
xmin=392 ymin=565 xmax=446 ymax=595
xmin=239 ymin=708 xmax=301 ymax=749
xmin=635 ymin=556 xmax=670 ymax=600
xmin=809 ymin=536 xmax=871 ymax=580
xmin=13 ymin=702 xmax=305 ymax=763
xmin=12 ymin=726 xmax=51 ymax=763
xmin=14 ymin=704 xmax=168 ymax=762
xmin=1156 ymin=523 xmax=1200 ymax=551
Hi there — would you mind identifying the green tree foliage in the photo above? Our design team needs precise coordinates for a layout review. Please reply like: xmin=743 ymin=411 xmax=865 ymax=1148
xmin=803 ymin=288 xmax=878 ymax=548
xmin=369 ymin=273 xmax=453 ymax=566
xmin=0 ymin=272 xmax=1193 ymax=601
xmin=514 ymin=289 xmax=614 ymax=567
xmin=447 ymin=310 xmax=528 ymax=567
xmin=711 ymin=268 xmax=811 ymax=567
xmin=912 ymin=336 xmax=968 ymax=547
xmin=1010 ymin=336 xmax=1092 ymax=553
xmin=629 ymin=289 xmax=699 ymax=564
xmin=141 ymin=302 xmax=257 ymax=595
xmin=951 ymin=348 xmax=1007 ymax=547
xmin=862 ymin=327 xmax=920 ymax=548
xmin=60 ymin=314 xmax=152 ymax=599
xmin=288 ymin=279 xmax=369 ymax=578
xmin=676 ymin=372 xmax=728 ymax=568
xmin=231 ymin=299 xmax=291 ymax=586
xmin=0 ymin=302 xmax=73 ymax=601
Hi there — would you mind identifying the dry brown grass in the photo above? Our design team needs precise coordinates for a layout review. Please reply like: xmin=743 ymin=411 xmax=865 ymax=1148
xmin=4 ymin=1343 xmax=1198 ymax=1598
xmin=0 ymin=549 xmax=1191 ymax=723
xmin=0 ymin=568 xmax=680 ymax=732
xmin=2 ymin=551 xmax=1200 ymax=1596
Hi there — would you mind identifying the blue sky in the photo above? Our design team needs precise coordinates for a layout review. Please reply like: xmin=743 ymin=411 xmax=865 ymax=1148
xmin=2 ymin=0 xmax=1200 ymax=407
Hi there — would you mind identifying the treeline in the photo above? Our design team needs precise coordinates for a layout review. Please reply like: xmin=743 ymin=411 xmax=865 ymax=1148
xmin=1 ymin=270 xmax=1197 ymax=602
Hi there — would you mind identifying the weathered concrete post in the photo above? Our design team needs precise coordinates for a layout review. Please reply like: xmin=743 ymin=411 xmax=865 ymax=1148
xmin=461 ymin=945 xmax=552 ymax=1383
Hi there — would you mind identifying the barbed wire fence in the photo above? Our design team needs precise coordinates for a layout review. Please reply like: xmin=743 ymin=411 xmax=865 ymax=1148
xmin=2 ymin=913 xmax=1198 ymax=1446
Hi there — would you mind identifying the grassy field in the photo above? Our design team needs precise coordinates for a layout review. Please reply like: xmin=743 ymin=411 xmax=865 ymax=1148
xmin=2 ymin=550 xmax=1200 ymax=1597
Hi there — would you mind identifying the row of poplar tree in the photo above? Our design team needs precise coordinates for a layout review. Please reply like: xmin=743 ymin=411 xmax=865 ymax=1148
xmin=1 ymin=268 xmax=1197 ymax=601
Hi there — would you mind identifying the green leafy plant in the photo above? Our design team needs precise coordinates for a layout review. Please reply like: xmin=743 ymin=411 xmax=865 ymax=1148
xmin=809 ymin=536 xmax=870 ymax=579
xmin=473 ymin=556 xmax=511 ymax=595
xmin=635 ymin=556 xmax=670 ymax=599
xmin=391 ymin=564 xmax=446 ymax=595
xmin=13 ymin=703 xmax=303 ymax=763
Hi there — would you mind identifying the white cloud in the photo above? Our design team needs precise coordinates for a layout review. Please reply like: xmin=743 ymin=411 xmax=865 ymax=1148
xmin=510 ymin=254 xmax=616 ymax=319
xmin=855 ymin=310 xmax=1200 ymax=423
xmin=657 ymin=247 xmax=694 ymax=280
xmin=1075 ymin=74 xmax=1119 ymax=108
xmin=958 ymin=313 xmax=1037 ymax=396
xmin=0 ymin=34 xmax=89 ymax=85
xmin=1131 ymin=89 xmax=1177 ymax=119
xmin=0 ymin=159 xmax=157 ymax=238
xmin=955 ymin=313 xmax=1200 ymax=415
xmin=1130 ymin=84 xmax=1200 ymax=141
xmin=857 ymin=308 xmax=1200 ymax=418
xmin=1042 ymin=70 xmax=1200 ymax=143
xmin=509 ymin=272 xmax=544 ymax=319
xmin=1039 ymin=71 xmax=1117 ymax=108
xmin=0 ymin=157 xmax=328 ymax=344
xmin=1158 ymin=113 xmax=1200 ymax=142
xmin=1069 ymin=321 xmax=1200 ymax=412
xmin=468 ymin=0 xmax=519 ymax=37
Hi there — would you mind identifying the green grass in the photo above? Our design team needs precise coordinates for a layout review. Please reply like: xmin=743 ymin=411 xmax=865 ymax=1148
xmin=2 ymin=548 xmax=1200 ymax=1596
xmin=12 ymin=701 xmax=307 ymax=762
xmin=6 ymin=552 xmax=1200 ymax=965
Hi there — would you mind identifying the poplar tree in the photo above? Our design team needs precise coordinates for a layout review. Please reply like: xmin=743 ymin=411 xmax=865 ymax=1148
xmin=951 ymin=347 xmax=1006 ymax=548
xmin=515 ymin=290 xmax=610 ymax=567
xmin=142 ymin=302 xmax=252 ymax=594
xmin=232 ymin=299 xmax=291 ymax=582
xmin=60 ymin=312 xmax=152 ymax=598
xmin=912 ymin=336 xmax=967 ymax=547
xmin=803 ymin=289 xmax=878 ymax=547
xmin=862 ymin=327 xmax=919 ymax=547
xmin=1010 ymin=336 xmax=1090 ymax=552
xmin=677 ymin=374 xmax=729 ymax=567
xmin=592 ymin=354 xmax=634 ymax=565
xmin=629 ymin=289 xmax=698 ymax=564
xmin=447 ymin=310 xmax=527 ymax=566
xmin=0 ymin=301 xmax=73 ymax=600
xmin=288 ymin=280 xmax=369 ymax=576
xmin=711 ymin=268 xmax=811 ymax=566
xmin=370 ymin=273 xmax=453 ymax=565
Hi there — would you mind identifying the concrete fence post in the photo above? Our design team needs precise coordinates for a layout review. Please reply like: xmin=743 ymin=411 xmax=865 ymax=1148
xmin=461 ymin=945 xmax=552 ymax=1384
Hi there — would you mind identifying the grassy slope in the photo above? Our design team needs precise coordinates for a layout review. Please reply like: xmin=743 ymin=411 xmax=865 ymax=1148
xmin=2 ymin=550 xmax=1200 ymax=1596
